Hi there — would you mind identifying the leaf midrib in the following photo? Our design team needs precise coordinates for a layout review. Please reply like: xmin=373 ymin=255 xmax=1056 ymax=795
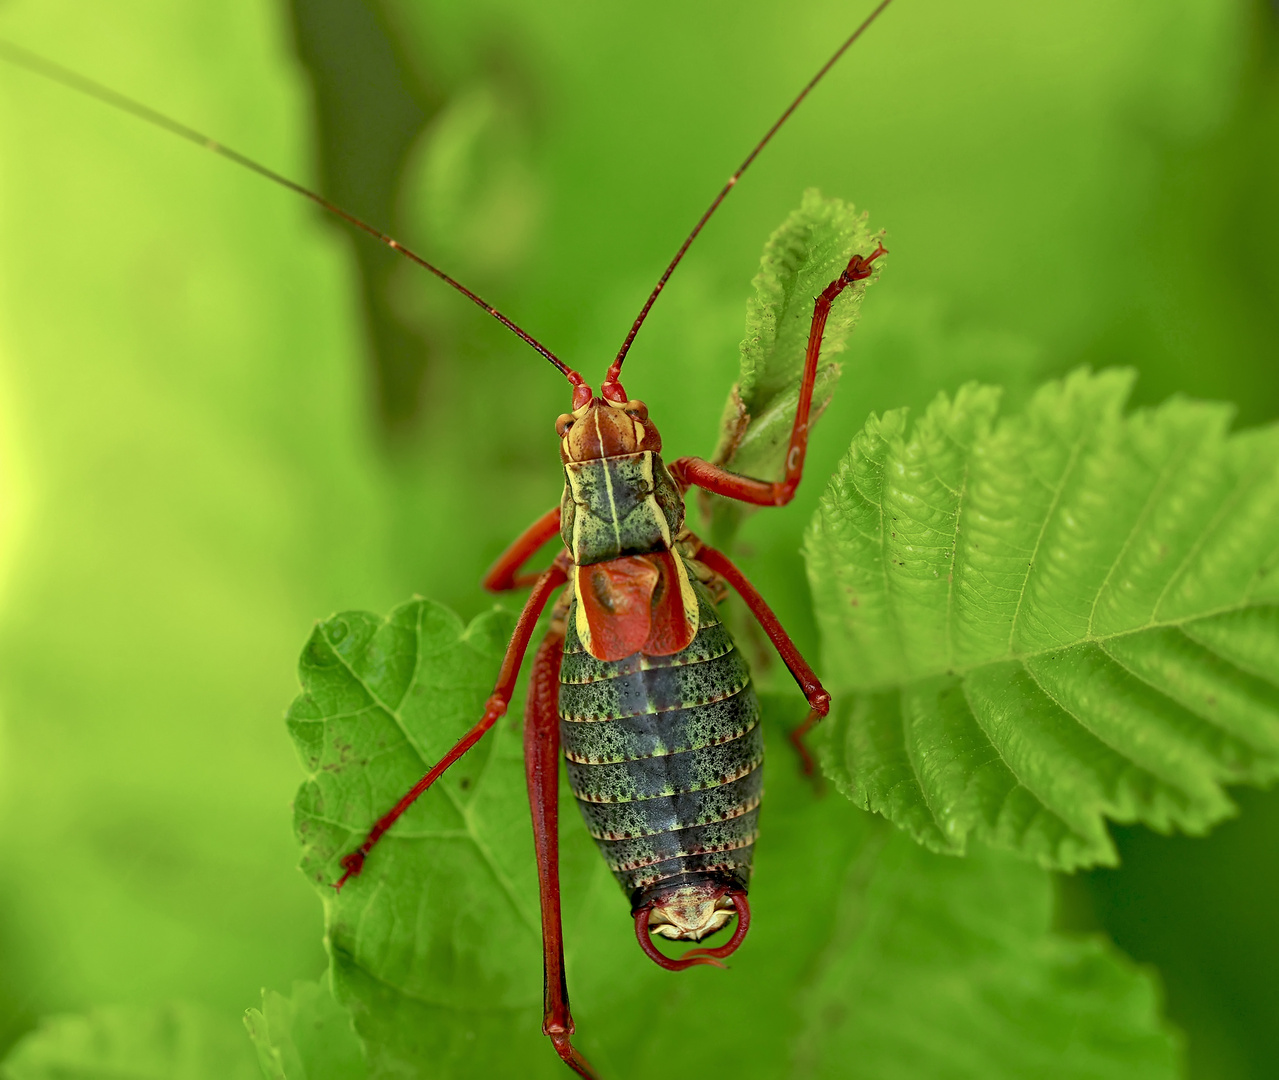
xmin=332 ymin=938 xmax=541 ymax=1013
xmin=944 ymin=447 xmax=971 ymax=673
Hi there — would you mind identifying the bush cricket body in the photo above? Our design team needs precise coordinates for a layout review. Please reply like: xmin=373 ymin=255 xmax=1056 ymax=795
xmin=0 ymin=3 xmax=894 ymax=1073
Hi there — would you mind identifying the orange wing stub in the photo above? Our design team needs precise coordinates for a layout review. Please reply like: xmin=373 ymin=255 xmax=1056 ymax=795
xmin=574 ymin=550 xmax=698 ymax=662
xmin=641 ymin=550 xmax=699 ymax=656
xmin=576 ymin=557 xmax=659 ymax=661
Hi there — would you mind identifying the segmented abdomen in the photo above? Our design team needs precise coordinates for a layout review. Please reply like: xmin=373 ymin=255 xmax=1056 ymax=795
xmin=558 ymin=578 xmax=762 ymax=908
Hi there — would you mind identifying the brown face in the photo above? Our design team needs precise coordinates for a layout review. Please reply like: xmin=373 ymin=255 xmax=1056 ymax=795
xmin=556 ymin=397 xmax=663 ymax=462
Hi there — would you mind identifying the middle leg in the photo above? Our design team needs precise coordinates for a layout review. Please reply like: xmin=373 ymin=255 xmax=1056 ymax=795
xmin=689 ymin=536 xmax=829 ymax=775
xmin=670 ymin=242 xmax=886 ymax=508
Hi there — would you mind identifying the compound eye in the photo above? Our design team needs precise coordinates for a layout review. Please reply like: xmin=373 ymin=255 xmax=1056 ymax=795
xmin=625 ymin=400 xmax=649 ymax=421
xmin=555 ymin=413 xmax=574 ymax=437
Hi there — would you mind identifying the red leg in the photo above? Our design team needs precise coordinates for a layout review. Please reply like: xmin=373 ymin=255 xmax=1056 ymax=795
xmin=690 ymin=538 xmax=829 ymax=776
xmin=483 ymin=506 xmax=563 ymax=592
xmin=525 ymin=626 xmax=600 ymax=1079
xmin=786 ymin=711 xmax=825 ymax=778
xmin=670 ymin=243 xmax=886 ymax=507
xmin=336 ymin=556 xmax=570 ymax=887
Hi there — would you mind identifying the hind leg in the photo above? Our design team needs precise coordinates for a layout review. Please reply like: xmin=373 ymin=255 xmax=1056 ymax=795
xmin=524 ymin=626 xmax=600 ymax=1079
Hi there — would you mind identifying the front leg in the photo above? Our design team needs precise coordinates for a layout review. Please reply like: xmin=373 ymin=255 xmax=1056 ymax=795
xmin=336 ymin=555 xmax=571 ymax=887
xmin=671 ymin=242 xmax=886 ymax=507
xmin=484 ymin=506 xmax=563 ymax=592
xmin=689 ymin=536 xmax=829 ymax=775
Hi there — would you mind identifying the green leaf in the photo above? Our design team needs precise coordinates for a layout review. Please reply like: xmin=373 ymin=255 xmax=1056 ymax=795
xmin=705 ymin=188 xmax=884 ymax=544
xmin=289 ymin=599 xmax=562 ymax=1075
xmin=0 ymin=1002 xmax=259 ymax=1080
xmin=796 ymin=834 xmax=1179 ymax=1079
xmin=806 ymin=368 xmax=1279 ymax=868
xmin=287 ymin=602 xmax=1177 ymax=1078
xmin=244 ymin=980 xmax=366 ymax=1080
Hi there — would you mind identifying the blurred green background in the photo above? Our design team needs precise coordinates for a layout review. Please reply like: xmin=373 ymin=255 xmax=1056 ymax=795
xmin=0 ymin=0 xmax=1275 ymax=1076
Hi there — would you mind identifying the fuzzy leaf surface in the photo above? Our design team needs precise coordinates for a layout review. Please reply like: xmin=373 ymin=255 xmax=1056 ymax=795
xmin=0 ymin=1003 xmax=259 ymax=1080
xmin=244 ymin=981 xmax=366 ymax=1080
xmin=806 ymin=368 xmax=1279 ymax=868
xmin=705 ymin=188 xmax=884 ymax=543
xmin=796 ymin=833 xmax=1178 ymax=1079
xmin=287 ymin=601 xmax=1177 ymax=1077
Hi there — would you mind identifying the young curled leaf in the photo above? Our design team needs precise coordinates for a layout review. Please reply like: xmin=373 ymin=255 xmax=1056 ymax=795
xmin=705 ymin=188 xmax=885 ymax=544
xmin=806 ymin=369 xmax=1279 ymax=869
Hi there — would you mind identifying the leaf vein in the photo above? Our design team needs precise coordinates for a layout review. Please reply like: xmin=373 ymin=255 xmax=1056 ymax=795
xmin=1007 ymin=431 xmax=1088 ymax=650
xmin=944 ymin=457 xmax=971 ymax=673
xmin=1086 ymin=434 xmax=1192 ymax=637
xmin=1149 ymin=456 xmax=1274 ymax=623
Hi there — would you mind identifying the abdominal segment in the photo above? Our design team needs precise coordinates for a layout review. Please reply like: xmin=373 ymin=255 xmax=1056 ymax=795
xmin=559 ymin=577 xmax=761 ymax=906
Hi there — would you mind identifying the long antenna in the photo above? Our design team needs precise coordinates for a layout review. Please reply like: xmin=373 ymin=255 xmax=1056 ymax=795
xmin=605 ymin=0 xmax=896 ymax=387
xmin=0 ymin=38 xmax=583 ymax=386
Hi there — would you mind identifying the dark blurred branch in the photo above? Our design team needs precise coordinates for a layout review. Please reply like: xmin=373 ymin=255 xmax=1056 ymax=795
xmin=287 ymin=0 xmax=442 ymax=434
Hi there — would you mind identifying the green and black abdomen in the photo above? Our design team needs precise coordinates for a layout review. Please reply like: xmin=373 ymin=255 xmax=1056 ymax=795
xmin=558 ymin=580 xmax=762 ymax=910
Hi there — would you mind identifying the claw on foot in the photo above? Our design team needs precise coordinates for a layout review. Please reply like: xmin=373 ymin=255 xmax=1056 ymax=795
xmin=549 ymin=1031 xmax=600 ymax=1080
xmin=789 ymin=723 xmax=818 ymax=778
xmin=789 ymin=702 xmax=828 ymax=791
xmin=333 ymin=849 xmax=366 ymax=891
xmin=842 ymin=241 xmax=888 ymax=283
